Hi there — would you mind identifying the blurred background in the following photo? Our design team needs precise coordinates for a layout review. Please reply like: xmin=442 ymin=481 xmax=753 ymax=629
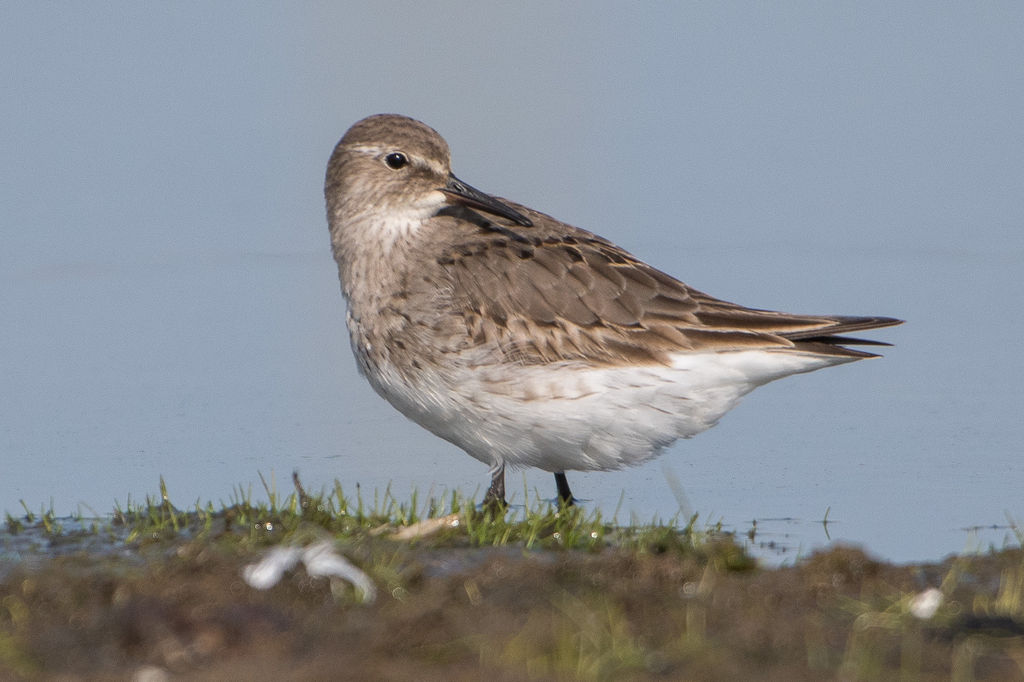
xmin=2 ymin=2 xmax=1021 ymax=562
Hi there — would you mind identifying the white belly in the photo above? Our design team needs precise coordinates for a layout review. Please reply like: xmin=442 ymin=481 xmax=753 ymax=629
xmin=360 ymin=348 xmax=857 ymax=473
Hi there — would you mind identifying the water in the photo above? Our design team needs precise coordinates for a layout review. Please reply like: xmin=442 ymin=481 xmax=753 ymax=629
xmin=3 ymin=240 xmax=1020 ymax=564
xmin=2 ymin=4 xmax=1022 ymax=564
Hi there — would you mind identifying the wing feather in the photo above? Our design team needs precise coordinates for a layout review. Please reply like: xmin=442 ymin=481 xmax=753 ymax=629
xmin=430 ymin=205 xmax=901 ymax=366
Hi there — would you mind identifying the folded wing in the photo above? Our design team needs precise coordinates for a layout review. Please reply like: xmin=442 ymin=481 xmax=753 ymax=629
xmin=434 ymin=205 xmax=902 ymax=366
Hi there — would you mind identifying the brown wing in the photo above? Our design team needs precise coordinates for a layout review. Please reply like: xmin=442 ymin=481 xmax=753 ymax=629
xmin=432 ymin=204 xmax=902 ymax=366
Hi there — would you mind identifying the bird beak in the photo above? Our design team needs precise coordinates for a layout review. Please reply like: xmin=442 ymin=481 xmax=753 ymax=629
xmin=440 ymin=175 xmax=533 ymax=227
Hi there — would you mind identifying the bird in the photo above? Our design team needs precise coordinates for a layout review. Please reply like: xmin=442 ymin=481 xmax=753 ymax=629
xmin=324 ymin=114 xmax=901 ymax=508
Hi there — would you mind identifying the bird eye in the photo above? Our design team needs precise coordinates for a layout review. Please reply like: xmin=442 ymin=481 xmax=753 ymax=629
xmin=384 ymin=152 xmax=408 ymax=170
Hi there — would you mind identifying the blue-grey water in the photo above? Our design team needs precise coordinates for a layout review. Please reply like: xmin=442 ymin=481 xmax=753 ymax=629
xmin=2 ymin=4 xmax=1022 ymax=563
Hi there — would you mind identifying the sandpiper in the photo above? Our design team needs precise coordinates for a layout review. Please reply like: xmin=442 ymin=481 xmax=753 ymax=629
xmin=324 ymin=114 xmax=901 ymax=507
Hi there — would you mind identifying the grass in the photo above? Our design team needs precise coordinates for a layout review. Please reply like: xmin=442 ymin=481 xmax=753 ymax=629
xmin=79 ymin=473 xmax=741 ymax=564
xmin=1 ymin=479 xmax=1022 ymax=679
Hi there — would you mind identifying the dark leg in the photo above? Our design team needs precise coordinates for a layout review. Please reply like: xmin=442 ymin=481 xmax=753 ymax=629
xmin=554 ymin=472 xmax=575 ymax=507
xmin=483 ymin=463 xmax=506 ymax=508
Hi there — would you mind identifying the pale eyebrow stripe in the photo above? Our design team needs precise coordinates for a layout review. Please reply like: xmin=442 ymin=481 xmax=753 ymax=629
xmin=346 ymin=144 xmax=448 ymax=176
xmin=347 ymin=144 xmax=386 ymax=156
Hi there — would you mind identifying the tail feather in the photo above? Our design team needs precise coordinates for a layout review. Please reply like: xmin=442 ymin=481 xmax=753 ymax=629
xmin=785 ymin=316 xmax=903 ymax=360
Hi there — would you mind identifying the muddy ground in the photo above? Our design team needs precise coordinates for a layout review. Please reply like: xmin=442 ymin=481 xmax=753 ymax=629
xmin=2 ymin=521 xmax=1024 ymax=681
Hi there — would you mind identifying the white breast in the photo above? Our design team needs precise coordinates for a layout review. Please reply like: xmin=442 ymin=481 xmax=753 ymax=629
xmin=360 ymin=348 xmax=856 ymax=474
